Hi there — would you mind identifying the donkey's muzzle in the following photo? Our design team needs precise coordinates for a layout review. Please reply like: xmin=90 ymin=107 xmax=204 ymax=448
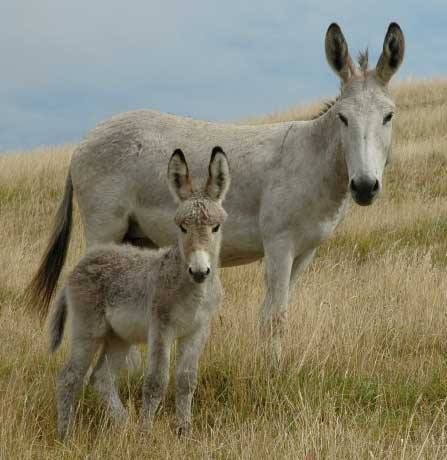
xmin=350 ymin=178 xmax=380 ymax=206
xmin=188 ymin=267 xmax=210 ymax=284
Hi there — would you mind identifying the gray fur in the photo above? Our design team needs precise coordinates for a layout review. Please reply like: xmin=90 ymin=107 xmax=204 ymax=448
xmin=49 ymin=289 xmax=67 ymax=353
xmin=49 ymin=149 xmax=230 ymax=439
xmin=36 ymin=23 xmax=404 ymax=366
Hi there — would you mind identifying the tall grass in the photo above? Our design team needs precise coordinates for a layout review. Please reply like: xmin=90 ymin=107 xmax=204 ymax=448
xmin=1 ymin=79 xmax=447 ymax=458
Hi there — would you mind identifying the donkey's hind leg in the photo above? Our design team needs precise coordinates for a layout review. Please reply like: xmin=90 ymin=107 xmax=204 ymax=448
xmin=91 ymin=337 xmax=130 ymax=425
xmin=56 ymin=334 xmax=99 ymax=440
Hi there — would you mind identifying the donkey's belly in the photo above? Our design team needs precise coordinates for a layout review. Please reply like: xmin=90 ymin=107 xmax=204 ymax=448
xmin=135 ymin=207 xmax=264 ymax=267
xmin=220 ymin=247 xmax=263 ymax=267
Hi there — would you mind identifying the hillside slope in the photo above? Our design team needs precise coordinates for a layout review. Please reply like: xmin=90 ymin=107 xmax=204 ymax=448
xmin=1 ymin=79 xmax=447 ymax=459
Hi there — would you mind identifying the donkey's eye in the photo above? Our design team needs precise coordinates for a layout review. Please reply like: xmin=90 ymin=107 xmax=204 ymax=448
xmin=180 ymin=225 xmax=187 ymax=234
xmin=338 ymin=113 xmax=348 ymax=126
xmin=383 ymin=112 xmax=394 ymax=125
xmin=212 ymin=225 xmax=220 ymax=233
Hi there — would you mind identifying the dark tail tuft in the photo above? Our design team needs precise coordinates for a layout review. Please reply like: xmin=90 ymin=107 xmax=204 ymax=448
xmin=25 ymin=172 xmax=73 ymax=320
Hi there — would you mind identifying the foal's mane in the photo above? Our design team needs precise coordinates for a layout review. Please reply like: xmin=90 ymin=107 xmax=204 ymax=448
xmin=312 ymin=49 xmax=369 ymax=120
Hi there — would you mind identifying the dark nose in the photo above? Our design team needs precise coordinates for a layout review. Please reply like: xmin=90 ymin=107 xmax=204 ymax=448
xmin=188 ymin=267 xmax=211 ymax=284
xmin=350 ymin=178 xmax=380 ymax=206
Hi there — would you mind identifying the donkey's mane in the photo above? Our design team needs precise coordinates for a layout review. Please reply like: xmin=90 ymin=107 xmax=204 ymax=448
xmin=357 ymin=49 xmax=369 ymax=74
xmin=312 ymin=48 xmax=369 ymax=120
xmin=312 ymin=99 xmax=338 ymax=120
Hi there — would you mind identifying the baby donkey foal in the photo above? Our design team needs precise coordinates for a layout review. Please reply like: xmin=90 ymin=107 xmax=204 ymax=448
xmin=49 ymin=147 xmax=231 ymax=439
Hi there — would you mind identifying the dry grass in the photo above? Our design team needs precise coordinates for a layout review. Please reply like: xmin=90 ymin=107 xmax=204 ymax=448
xmin=1 ymin=78 xmax=447 ymax=459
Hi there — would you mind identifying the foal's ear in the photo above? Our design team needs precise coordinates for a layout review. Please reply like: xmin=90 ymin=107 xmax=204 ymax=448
xmin=205 ymin=146 xmax=230 ymax=202
xmin=376 ymin=23 xmax=405 ymax=85
xmin=168 ymin=149 xmax=193 ymax=202
xmin=325 ymin=23 xmax=356 ymax=83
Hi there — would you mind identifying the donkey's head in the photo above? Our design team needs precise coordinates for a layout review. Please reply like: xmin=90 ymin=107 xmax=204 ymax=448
xmin=168 ymin=146 xmax=230 ymax=284
xmin=325 ymin=22 xmax=405 ymax=205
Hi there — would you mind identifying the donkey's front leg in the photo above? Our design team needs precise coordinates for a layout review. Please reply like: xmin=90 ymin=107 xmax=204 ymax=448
xmin=140 ymin=329 xmax=173 ymax=430
xmin=174 ymin=329 xmax=208 ymax=436
xmin=288 ymin=248 xmax=317 ymax=298
xmin=260 ymin=237 xmax=295 ymax=365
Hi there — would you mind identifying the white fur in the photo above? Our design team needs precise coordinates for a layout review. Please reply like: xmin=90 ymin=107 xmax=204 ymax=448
xmin=188 ymin=250 xmax=211 ymax=275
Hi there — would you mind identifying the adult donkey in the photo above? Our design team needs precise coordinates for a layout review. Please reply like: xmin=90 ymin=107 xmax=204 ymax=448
xmin=29 ymin=23 xmax=404 ymax=362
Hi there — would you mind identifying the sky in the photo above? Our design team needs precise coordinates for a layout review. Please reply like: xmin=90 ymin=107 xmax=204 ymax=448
xmin=1 ymin=0 xmax=446 ymax=151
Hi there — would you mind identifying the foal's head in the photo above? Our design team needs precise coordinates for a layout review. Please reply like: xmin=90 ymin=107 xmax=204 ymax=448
xmin=325 ymin=23 xmax=405 ymax=205
xmin=168 ymin=147 xmax=230 ymax=284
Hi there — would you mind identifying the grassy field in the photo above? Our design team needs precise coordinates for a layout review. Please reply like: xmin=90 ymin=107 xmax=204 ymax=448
xmin=1 ymin=78 xmax=447 ymax=459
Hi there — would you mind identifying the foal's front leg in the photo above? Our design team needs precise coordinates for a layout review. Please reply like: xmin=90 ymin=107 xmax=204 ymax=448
xmin=141 ymin=328 xmax=173 ymax=429
xmin=175 ymin=328 xmax=208 ymax=436
xmin=260 ymin=237 xmax=295 ymax=365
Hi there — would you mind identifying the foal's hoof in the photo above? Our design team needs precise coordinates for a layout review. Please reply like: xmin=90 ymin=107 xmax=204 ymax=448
xmin=112 ymin=409 xmax=130 ymax=427
xmin=138 ymin=415 xmax=153 ymax=433
xmin=57 ymin=424 xmax=70 ymax=442
xmin=176 ymin=422 xmax=191 ymax=438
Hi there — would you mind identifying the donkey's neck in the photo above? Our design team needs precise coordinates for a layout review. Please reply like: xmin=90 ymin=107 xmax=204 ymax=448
xmin=291 ymin=107 xmax=349 ymax=208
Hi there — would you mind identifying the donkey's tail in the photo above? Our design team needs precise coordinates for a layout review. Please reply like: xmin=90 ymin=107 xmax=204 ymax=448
xmin=26 ymin=171 xmax=73 ymax=319
xmin=49 ymin=289 xmax=68 ymax=353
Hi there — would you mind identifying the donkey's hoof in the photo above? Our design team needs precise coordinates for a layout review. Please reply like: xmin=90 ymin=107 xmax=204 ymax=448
xmin=258 ymin=330 xmax=283 ymax=370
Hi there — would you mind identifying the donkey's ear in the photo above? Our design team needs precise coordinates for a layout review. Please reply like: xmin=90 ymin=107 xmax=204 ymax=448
xmin=376 ymin=23 xmax=405 ymax=85
xmin=205 ymin=146 xmax=230 ymax=202
xmin=168 ymin=149 xmax=193 ymax=202
xmin=325 ymin=23 xmax=355 ymax=82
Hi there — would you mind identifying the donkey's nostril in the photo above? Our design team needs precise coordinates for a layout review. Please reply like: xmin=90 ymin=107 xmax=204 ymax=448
xmin=188 ymin=267 xmax=210 ymax=283
xmin=350 ymin=177 xmax=380 ymax=206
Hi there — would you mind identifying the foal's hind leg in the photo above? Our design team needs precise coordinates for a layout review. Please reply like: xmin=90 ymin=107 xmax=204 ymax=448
xmin=91 ymin=337 xmax=130 ymax=425
xmin=80 ymin=205 xmax=143 ymax=375
xmin=56 ymin=335 xmax=99 ymax=440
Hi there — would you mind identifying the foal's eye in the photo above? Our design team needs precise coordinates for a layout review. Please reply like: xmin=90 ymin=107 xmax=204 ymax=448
xmin=383 ymin=112 xmax=394 ymax=125
xmin=180 ymin=225 xmax=187 ymax=234
xmin=338 ymin=113 xmax=348 ymax=126
xmin=212 ymin=225 xmax=220 ymax=233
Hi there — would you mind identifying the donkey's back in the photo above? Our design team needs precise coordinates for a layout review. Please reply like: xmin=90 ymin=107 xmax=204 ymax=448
xmin=71 ymin=109 xmax=286 ymax=224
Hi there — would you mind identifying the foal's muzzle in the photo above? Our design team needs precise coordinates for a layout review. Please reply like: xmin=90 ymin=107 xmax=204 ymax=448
xmin=350 ymin=177 xmax=380 ymax=206
xmin=188 ymin=267 xmax=210 ymax=284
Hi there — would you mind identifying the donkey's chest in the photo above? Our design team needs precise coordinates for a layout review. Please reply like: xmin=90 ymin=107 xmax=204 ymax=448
xmin=261 ymin=187 xmax=348 ymax=251
xmin=294 ymin=198 xmax=348 ymax=248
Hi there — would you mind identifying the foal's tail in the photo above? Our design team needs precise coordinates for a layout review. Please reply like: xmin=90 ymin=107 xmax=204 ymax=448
xmin=49 ymin=289 xmax=68 ymax=353
xmin=25 ymin=171 xmax=73 ymax=319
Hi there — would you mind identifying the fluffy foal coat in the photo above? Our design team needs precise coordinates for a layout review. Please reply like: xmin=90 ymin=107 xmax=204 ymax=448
xmin=49 ymin=147 xmax=231 ymax=439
